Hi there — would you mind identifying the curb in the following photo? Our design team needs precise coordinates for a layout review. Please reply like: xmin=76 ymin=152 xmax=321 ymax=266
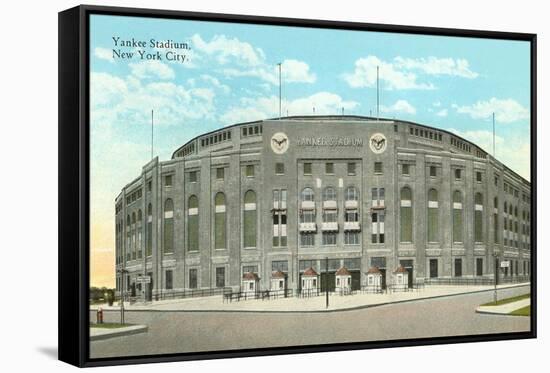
xmin=93 ymin=284 xmax=530 ymax=314
xmin=90 ymin=325 xmax=148 ymax=341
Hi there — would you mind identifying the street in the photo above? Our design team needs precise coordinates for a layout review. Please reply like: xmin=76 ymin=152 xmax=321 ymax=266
xmin=90 ymin=286 xmax=530 ymax=359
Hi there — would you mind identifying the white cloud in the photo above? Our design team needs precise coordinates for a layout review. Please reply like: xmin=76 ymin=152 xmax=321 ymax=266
xmin=191 ymin=34 xmax=265 ymax=66
xmin=129 ymin=60 xmax=175 ymax=80
xmin=394 ymin=56 xmax=478 ymax=78
xmin=432 ymin=101 xmax=441 ymax=107
xmin=343 ymin=56 xmax=435 ymax=90
xmin=94 ymin=47 xmax=114 ymax=62
xmin=220 ymin=91 xmax=358 ymax=124
xmin=90 ymin=71 xmax=216 ymax=127
xmin=436 ymin=109 xmax=448 ymax=117
xmin=453 ymin=98 xmax=529 ymax=123
xmin=223 ymin=58 xmax=316 ymax=85
xmin=380 ymin=99 xmax=416 ymax=115
xmin=280 ymin=59 xmax=316 ymax=83
xmin=449 ymin=128 xmax=530 ymax=180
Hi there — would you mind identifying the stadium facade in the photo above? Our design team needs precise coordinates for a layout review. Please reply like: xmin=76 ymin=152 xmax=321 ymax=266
xmin=114 ymin=116 xmax=531 ymax=299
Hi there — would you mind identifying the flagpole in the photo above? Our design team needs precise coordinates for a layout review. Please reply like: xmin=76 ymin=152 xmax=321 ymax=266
xmin=277 ymin=62 xmax=282 ymax=119
xmin=492 ymin=112 xmax=495 ymax=158
xmin=376 ymin=65 xmax=380 ymax=120
xmin=151 ymin=109 xmax=154 ymax=160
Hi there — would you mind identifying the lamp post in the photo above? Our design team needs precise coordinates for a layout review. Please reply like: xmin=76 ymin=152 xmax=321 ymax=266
xmin=117 ymin=268 xmax=129 ymax=324
xmin=492 ymin=252 xmax=499 ymax=304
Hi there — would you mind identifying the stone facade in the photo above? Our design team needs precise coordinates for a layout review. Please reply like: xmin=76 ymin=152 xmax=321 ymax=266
xmin=114 ymin=116 xmax=532 ymax=298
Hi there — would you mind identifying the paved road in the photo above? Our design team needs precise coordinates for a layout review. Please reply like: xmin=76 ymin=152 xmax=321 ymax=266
xmin=90 ymin=286 xmax=530 ymax=359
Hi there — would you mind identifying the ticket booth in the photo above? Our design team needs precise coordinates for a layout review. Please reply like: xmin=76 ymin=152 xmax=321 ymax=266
xmin=392 ymin=265 xmax=409 ymax=292
xmin=365 ymin=267 xmax=383 ymax=293
xmin=242 ymin=272 xmax=259 ymax=295
xmin=301 ymin=267 xmax=319 ymax=296
xmin=335 ymin=266 xmax=352 ymax=294
xmin=270 ymin=270 xmax=286 ymax=295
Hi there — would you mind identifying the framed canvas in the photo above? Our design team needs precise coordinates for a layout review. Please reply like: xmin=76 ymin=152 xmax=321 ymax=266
xmin=58 ymin=4 xmax=537 ymax=367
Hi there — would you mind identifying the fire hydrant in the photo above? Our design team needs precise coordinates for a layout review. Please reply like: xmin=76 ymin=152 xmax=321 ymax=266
xmin=97 ymin=307 xmax=104 ymax=324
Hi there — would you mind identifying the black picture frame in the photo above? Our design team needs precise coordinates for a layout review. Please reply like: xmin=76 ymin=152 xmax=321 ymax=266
xmin=58 ymin=4 xmax=537 ymax=368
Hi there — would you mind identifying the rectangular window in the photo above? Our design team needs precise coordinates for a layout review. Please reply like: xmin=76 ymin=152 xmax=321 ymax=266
xmin=189 ymin=269 xmax=198 ymax=289
xmin=303 ymin=162 xmax=312 ymax=175
xmin=344 ymin=231 xmax=359 ymax=245
xmin=147 ymin=180 xmax=152 ymax=192
xmin=347 ymin=162 xmax=356 ymax=176
xmin=275 ymin=162 xmax=285 ymax=175
xmin=374 ymin=162 xmax=383 ymax=174
xmin=300 ymin=233 xmax=315 ymax=246
xmin=245 ymin=164 xmax=254 ymax=177
xmin=216 ymin=167 xmax=224 ymax=180
xmin=454 ymin=258 xmax=463 ymax=277
xmin=455 ymin=169 xmax=462 ymax=180
xmin=215 ymin=267 xmax=225 ymax=288
xmin=165 ymin=270 xmax=173 ymax=290
xmin=322 ymin=232 xmax=337 ymax=245
xmin=402 ymin=164 xmax=410 ymax=175
xmin=476 ymin=171 xmax=482 ymax=182
xmin=189 ymin=171 xmax=197 ymax=182
xmin=243 ymin=265 xmax=258 ymax=274
xmin=325 ymin=162 xmax=334 ymax=174
xmin=430 ymin=166 xmax=437 ymax=177
xmin=164 ymin=175 xmax=172 ymax=186
xmin=272 ymin=261 xmax=288 ymax=272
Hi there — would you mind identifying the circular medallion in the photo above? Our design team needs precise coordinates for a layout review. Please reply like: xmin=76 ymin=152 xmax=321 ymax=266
xmin=271 ymin=132 xmax=289 ymax=154
xmin=369 ymin=133 xmax=387 ymax=154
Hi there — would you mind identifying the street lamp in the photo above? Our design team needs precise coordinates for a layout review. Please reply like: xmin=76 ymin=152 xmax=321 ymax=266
xmin=117 ymin=268 xmax=129 ymax=324
xmin=492 ymin=252 xmax=499 ymax=304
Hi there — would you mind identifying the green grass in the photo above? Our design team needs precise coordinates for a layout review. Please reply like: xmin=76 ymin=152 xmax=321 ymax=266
xmin=90 ymin=323 xmax=134 ymax=329
xmin=481 ymin=293 xmax=530 ymax=307
xmin=509 ymin=305 xmax=530 ymax=316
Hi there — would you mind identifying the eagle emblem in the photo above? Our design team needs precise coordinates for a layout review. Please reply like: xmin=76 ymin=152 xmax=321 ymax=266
xmin=371 ymin=137 xmax=386 ymax=150
xmin=272 ymin=137 xmax=288 ymax=147
xmin=369 ymin=133 xmax=387 ymax=154
xmin=271 ymin=132 xmax=289 ymax=154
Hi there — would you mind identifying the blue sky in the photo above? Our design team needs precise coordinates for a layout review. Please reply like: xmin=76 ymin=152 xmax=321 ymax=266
xmin=89 ymin=14 xmax=531 ymax=285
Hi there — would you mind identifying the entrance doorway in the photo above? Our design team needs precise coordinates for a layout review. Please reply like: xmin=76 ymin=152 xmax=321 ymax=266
xmin=400 ymin=260 xmax=414 ymax=288
xmin=429 ymin=259 xmax=438 ymax=278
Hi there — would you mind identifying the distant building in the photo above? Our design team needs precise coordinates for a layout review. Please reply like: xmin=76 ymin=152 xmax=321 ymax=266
xmin=114 ymin=115 xmax=531 ymax=299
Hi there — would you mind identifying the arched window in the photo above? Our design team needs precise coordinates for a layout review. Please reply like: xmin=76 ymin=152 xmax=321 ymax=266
xmin=188 ymin=195 xmax=199 ymax=252
xmin=474 ymin=193 xmax=483 ymax=243
xmin=493 ymin=198 xmax=499 ymax=244
xmin=301 ymin=187 xmax=314 ymax=201
xmin=137 ymin=210 xmax=143 ymax=258
xmin=323 ymin=187 xmax=336 ymax=201
xmin=131 ymin=212 xmax=136 ymax=259
xmin=400 ymin=187 xmax=413 ymax=242
xmin=164 ymin=199 xmax=174 ymax=254
xmin=126 ymin=215 xmax=131 ymax=260
xmin=243 ymin=190 xmax=257 ymax=248
xmin=453 ymin=191 xmax=463 ymax=243
xmin=504 ymin=201 xmax=508 ymax=214
xmin=427 ymin=189 xmax=439 ymax=242
xmin=214 ymin=192 xmax=226 ymax=250
xmin=146 ymin=204 xmax=153 ymax=256
xmin=345 ymin=186 xmax=358 ymax=201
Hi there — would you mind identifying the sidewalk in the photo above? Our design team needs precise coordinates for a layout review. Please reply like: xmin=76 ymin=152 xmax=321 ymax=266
xmin=90 ymin=283 xmax=529 ymax=313
xmin=90 ymin=324 xmax=148 ymax=341
xmin=476 ymin=298 xmax=530 ymax=315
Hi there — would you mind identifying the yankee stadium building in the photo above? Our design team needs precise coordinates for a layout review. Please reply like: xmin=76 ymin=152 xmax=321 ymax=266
xmin=114 ymin=115 xmax=531 ymax=299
